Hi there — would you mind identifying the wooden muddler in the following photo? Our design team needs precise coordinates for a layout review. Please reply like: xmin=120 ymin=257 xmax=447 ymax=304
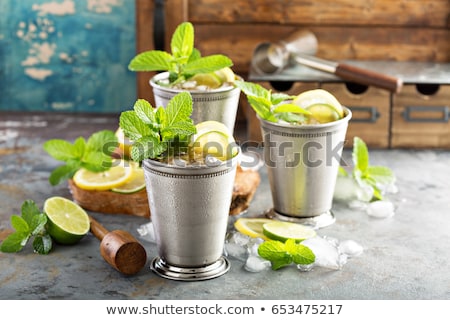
xmin=89 ymin=216 xmax=147 ymax=275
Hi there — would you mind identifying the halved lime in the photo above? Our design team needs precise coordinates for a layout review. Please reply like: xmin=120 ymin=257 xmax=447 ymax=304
xmin=262 ymin=221 xmax=316 ymax=243
xmin=293 ymin=89 xmax=344 ymax=118
xmin=44 ymin=196 xmax=90 ymax=245
xmin=234 ymin=218 xmax=273 ymax=240
xmin=306 ymin=103 xmax=341 ymax=123
xmin=73 ymin=160 xmax=133 ymax=191
xmin=189 ymin=72 xmax=222 ymax=88
xmin=111 ymin=166 xmax=145 ymax=194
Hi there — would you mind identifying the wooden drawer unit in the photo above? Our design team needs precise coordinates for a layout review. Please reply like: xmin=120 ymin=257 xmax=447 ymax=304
xmin=321 ymin=83 xmax=391 ymax=148
xmin=391 ymin=84 xmax=450 ymax=148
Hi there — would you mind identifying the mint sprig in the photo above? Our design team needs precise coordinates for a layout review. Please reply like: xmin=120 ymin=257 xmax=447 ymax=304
xmin=234 ymin=80 xmax=311 ymax=123
xmin=0 ymin=200 xmax=52 ymax=255
xmin=258 ymin=239 xmax=315 ymax=270
xmin=349 ymin=136 xmax=396 ymax=200
xmin=43 ymin=130 xmax=118 ymax=185
xmin=128 ymin=22 xmax=232 ymax=85
xmin=119 ymin=91 xmax=196 ymax=162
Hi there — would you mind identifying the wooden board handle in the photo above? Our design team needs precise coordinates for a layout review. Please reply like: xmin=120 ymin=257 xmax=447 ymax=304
xmin=335 ymin=63 xmax=403 ymax=93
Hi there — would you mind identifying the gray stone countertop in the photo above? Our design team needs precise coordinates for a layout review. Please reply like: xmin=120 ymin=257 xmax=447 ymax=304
xmin=1 ymin=112 xmax=449 ymax=300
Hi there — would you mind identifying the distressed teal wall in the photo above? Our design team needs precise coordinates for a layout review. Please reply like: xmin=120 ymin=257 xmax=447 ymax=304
xmin=0 ymin=0 xmax=137 ymax=113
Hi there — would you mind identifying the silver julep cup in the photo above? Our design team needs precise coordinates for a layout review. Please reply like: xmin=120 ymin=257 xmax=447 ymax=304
xmin=260 ymin=108 xmax=352 ymax=229
xmin=150 ymin=72 xmax=241 ymax=132
xmin=143 ymin=152 xmax=239 ymax=281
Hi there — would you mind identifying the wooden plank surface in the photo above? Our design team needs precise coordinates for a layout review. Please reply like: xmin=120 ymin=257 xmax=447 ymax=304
xmin=188 ymin=0 xmax=450 ymax=28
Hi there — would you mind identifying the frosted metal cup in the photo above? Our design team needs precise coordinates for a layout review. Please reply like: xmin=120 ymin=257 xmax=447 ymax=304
xmin=143 ymin=152 xmax=239 ymax=281
xmin=260 ymin=108 xmax=352 ymax=229
xmin=150 ymin=72 xmax=241 ymax=132
xmin=252 ymin=29 xmax=318 ymax=74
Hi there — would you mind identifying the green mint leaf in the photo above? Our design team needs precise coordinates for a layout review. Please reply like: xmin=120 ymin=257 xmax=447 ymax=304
xmin=273 ymin=103 xmax=311 ymax=115
xmin=73 ymin=136 xmax=86 ymax=157
xmin=353 ymin=136 xmax=369 ymax=173
xmin=161 ymin=122 xmax=197 ymax=141
xmin=234 ymin=80 xmax=271 ymax=100
xmin=33 ymin=234 xmax=52 ymax=255
xmin=284 ymin=239 xmax=315 ymax=265
xmin=271 ymin=93 xmax=296 ymax=105
xmin=49 ymin=162 xmax=80 ymax=186
xmin=164 ymin=91 xmax=194 ymax=132
xmin=86 ymin=130 xmax=117 ymax=155
xmin=188 ymin=48 xmax=201 ymax=62
xmin=155 ymin=106 xmax=167 ymax=127
xmin=21 ymin=199 xmax=41 ymax=227
xmin=30 ymin=214 xmax=48 ymax=236
xmin=134 ymin=99 xmax=157 ymax=125
xmin=258 ymin=240 xmax=293 ymax=270
xmin=82 ymin=151 xmax=112 ymax=172
xmin=11 ymin=215 xmax=30 ymax=234
xmin=131 ymin=136 xmax=166 ymax=162
xmin=0 ymin=232 xmax=29 ymax=253
xmin=120 ymin=110 xmax=155 ymax=141
xmin=43 ymin=139 xmax=79 ymax=162
xmin=276 ymin=112 xmax=307 ymax=124
xmin=128 ymin=50 xmax=173 ymax=72
xmin=182 ymin=55 xmax=233 ymax=75
xmin=247 ymin=95 xmax=278 ymax=122
xmin=171 ymin=22 xmax=194 ymax=61
xmin=366 ymin=166 xmax=396 ymax=186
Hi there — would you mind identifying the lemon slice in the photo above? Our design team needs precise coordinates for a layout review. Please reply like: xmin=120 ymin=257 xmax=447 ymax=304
xmin=189 ymin=72 xmax=222 ymax=88
xmin=293 ymin=89 xmax=344 ymax=118
xmin=262 ymin=221 xmax=316 ymax=243
xmin=111 ymin=166 xmax=145 ymax=194
xmin=190 ymin=121 xmax=238 ymax=161
xmin=73 ymin=160 xmax=133 ymax=191
xmin=306 ymin=103 xmax=341 ymax=123
xmin=234 ymin=218 xmax=273 ymax=240
xmin=115 ymin=127 xmax=132 ymax=157
xmin=44 ymin=196 xmax=90 ymax=245
xmin=214 ymin=67 xmax=236 ymax=83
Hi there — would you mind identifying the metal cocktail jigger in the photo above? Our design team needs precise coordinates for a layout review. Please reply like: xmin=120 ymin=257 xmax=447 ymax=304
xmin=252 ymin=29 xmax=402 ymax=93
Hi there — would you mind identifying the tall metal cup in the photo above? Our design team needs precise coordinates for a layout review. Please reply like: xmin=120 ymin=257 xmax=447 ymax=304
xmin=143 ymin=152 xmax=239 ymax=281
xmin=150 ymin=72 xmax=241 ymax=132
xmin=260 ymin=108 xmax=352 ymax=229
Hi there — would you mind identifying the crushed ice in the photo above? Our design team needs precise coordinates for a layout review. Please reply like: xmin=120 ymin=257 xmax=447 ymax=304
xmin=224 ymin=230 xmax=363 ymax=273
xmin=333 ymin=175 xmax=398 ymax=219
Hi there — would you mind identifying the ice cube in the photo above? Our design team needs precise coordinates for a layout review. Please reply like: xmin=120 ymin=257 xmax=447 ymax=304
xmin=339 ymin=240 xmax=364 ymax=257
xmin=297 ymin=263 xmax=314 ymax=272
xmin=366 ymin=200 xmax=395 ymax=218
xmin=224 ymin=242 xmax=248 ymax=261
xmin=302 ymin=236 xmax=343 ymax=270
xmin=137 ymin=222 xmax=156 ymax=243
xmin=333 ymin=175 xmax=360 ymax=202
xmin=244 ymin=255 xmax=271 ymax=272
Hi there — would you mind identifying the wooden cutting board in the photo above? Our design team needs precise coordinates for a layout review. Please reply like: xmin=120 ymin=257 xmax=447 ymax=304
xmin=68 ymin=165 xmax=260 ymax=217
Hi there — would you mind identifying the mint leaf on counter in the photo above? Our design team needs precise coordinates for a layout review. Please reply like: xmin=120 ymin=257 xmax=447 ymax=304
xmin=43 ymin=130 xmax=118 ymax=185
xmin=258 ymin=239 xmax=315 ymax=270
xmin=0 ymin=200 xmax=52 ymax=255
xmin=351 ymin=137 xmax=396 ymax=200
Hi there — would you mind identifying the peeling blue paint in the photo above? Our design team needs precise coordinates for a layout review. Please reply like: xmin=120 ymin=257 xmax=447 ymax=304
xmin=0 ymin=0 xmax=136 ymax=113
